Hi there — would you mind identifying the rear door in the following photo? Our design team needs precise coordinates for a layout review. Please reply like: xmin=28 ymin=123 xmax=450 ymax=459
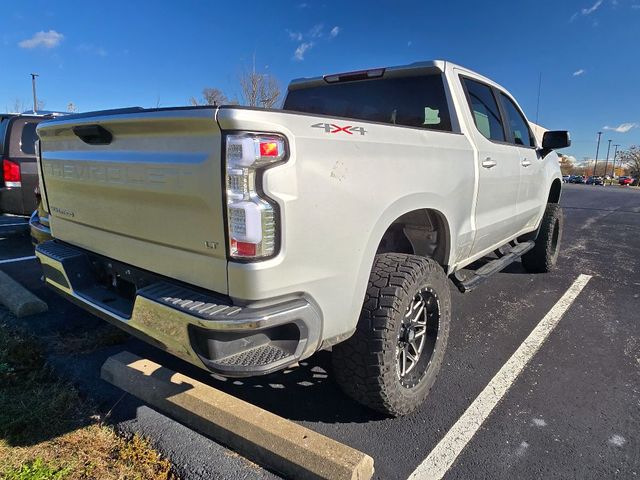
xmin=458 ymin=75 xmax=522 ymax=255
xmin=496 ymin=91 xmax=542 ymax=230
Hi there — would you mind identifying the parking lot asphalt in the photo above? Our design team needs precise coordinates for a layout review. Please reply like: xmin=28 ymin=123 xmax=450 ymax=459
xmin=1 ymin=184 xmax=638 ymax=480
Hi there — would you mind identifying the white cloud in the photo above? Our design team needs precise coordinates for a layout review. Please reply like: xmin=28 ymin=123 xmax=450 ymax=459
xmin=287 ymin=30 xmax=303 ymax=41
xmin=19 ymin=30 xmax=64 ymax=49
xmin=293 ymin=42 xmax=313 ymax=61
xmin=308 ymin=24 xmax=323 ymax=38
xmin=582 ymin=0 xmax=603 ymax=14
xmin=329 ymin=26 xmax=340 ymax=38
xmin=570 ymin=0 xmax=604 ymax=21
xmin=573 ymin=69 xmax=585 ymax=76
xmin=603 ymin=122 xmax=639 ymax=133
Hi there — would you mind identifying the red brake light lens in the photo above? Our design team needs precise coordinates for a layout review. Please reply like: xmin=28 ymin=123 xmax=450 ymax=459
xmin=2 ymin=158 xmax=21 ymax=186
xmin=233 ymin=240 xmax=258 ymax=257
xmin=259 ymin=141 xmax=279 ymax=157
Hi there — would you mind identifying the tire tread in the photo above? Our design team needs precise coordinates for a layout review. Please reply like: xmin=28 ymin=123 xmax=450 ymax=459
xmin=332 ymin=253 xmax=451 ymax=416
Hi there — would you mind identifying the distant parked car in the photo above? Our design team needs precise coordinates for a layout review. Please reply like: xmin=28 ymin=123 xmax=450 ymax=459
xmin=562 ymin=175 xmax=570 ymax=183
xmin=586 ymin=176 xmax=603 ymax=185
xmin=572 ymin=175 xmax=586 ymax=184
xmin=619 ymin=176 xmax=633 ymax=185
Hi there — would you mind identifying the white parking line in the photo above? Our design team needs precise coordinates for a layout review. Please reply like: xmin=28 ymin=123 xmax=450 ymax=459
xmin=409 ymin=274 xmax=592 ymax=480
xmin=0 ymin=255 xmax=37 ymax=265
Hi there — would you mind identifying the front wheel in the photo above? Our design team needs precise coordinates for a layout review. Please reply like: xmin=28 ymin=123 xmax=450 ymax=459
xmin=332 ymin=253 xmax=451 ymax=417
xmin=522 ymin=203 xmax=563 ymax=273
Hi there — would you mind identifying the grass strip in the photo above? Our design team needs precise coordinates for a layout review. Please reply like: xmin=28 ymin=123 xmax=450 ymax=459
xmin=0 ymin=317 xmax=176 ymax=480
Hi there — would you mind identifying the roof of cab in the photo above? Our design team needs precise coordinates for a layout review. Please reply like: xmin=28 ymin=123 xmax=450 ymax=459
xmin=287 ymin=59 xmax=509 ymax=95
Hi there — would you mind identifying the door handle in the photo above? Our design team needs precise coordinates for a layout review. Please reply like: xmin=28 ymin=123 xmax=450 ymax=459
xmin=521 ymin=159 xmax=532 ymax=167
xmin=72 ymin=124 xmax=113 ymax=145
xmin=482 ymin=158 xmax=497 ymax=169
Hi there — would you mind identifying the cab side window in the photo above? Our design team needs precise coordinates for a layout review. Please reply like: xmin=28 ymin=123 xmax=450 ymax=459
xmin=498 ymin=93 xmax=535 ymax=147
xmin=462 ymin=78 xmax=505 ymax=142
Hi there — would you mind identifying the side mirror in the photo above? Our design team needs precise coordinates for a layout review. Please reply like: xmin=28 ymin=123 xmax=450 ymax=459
xmin=542 ymin=130 xmax=571 ymax=150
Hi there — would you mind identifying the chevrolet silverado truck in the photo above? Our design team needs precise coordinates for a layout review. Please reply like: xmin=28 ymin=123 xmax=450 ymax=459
xmin=35 ymin=60 xmax=569 ymax=416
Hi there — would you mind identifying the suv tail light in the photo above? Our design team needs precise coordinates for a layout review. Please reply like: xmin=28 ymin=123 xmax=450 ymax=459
xmin=225 ymin=133 xmax=287 ymax=259
xmin=2 ymin=159 xmax=21 ymax=188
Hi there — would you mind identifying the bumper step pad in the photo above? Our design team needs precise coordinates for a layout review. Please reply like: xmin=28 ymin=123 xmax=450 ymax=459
xmin=216 ymin=344 xmax=290 ymax=367
xmin=138 ymin=282 xmax=241 ymax=320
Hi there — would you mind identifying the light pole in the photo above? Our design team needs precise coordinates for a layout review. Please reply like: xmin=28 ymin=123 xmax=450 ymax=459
xmin=611 ymin=144 xmax=621 ymax=178
xmin=593 ymin=131 xmax=602 ymax=180
xmin=30 ymin=73 xmax=39 ymax=113
xmin=603 ymin=139 xmax=612 ymax=184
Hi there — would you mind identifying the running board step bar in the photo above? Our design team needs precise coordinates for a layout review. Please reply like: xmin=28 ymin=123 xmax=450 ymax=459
xmin=451 ymin=241 xmax=535 ymax=293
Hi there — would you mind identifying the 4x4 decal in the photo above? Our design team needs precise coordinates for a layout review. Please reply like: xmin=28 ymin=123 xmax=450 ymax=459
xmin=311 ymin=123 xmax=367 ymax=136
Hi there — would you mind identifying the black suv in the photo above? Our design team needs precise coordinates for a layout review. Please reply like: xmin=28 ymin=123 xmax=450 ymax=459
xmin=1 ymin=113 xmax=60 ymax=216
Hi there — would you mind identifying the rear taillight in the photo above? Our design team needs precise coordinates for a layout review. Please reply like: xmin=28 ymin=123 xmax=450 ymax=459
xmin=2 ymin=159 xmax=21 ymax=188
xmin=225 ymin=133 xmax=287 ymax=259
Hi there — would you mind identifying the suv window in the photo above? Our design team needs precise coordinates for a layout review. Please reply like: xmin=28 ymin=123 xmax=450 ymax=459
xmin=462 ymin=78 xmax=505 ymax=142
xmin=9 ymin=119 xmax=40 ymax=157
xmin=0 ymin=117 xmax=9 ymax=154
xmin=498 ymin=93 xmax=534 ymax=147
xmin=283 ymin=74 xmax=453 ymax=132
xmin=20 ymin=122 xmax=38 ymax=155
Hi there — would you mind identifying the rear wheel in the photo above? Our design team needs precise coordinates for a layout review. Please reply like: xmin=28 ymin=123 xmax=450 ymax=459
xmin=522 ymin=203 xmax=563 ymax=273
xmin=332 ymin=253 xmax=451 ymax=417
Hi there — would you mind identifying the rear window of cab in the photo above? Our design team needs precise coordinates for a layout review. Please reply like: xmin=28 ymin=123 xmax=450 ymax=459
xmin=284 ymin=74 xmax=453 ymax=132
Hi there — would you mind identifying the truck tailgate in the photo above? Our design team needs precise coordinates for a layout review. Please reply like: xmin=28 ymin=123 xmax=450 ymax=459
xmin=37 ymin=107 xmax=229 ymax=294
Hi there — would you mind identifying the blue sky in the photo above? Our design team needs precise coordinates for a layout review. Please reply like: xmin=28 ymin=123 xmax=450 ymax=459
xmin=1 ymin=0 xmax=639 ymax=161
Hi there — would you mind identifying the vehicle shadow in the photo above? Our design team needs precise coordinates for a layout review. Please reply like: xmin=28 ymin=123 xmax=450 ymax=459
xmin=112 ymin=339 xmax=387 ymax=425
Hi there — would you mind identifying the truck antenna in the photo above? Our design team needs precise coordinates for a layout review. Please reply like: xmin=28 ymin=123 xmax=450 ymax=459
xmin=535 ymin=72 xmax=542 ymax=125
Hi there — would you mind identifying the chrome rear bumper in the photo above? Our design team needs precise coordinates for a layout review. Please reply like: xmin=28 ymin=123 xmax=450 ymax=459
xmin=36 ymin=240 xmax=321 ymax=376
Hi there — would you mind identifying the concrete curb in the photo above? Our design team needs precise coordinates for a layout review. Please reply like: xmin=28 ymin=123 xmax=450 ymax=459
xmin=101 ymin=351 xmax=374 ymax=480
xmin=0 ymin=271 xmax=48 ymax=317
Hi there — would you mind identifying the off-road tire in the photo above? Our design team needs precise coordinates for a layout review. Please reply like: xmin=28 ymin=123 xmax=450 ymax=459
xmin=332 ymin=253 xmax=451 ymax=417
xmin=522 ymin=203 xmax=563 ymax=273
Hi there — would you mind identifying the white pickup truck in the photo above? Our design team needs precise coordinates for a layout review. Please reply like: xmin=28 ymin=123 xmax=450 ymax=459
xmin=35 ymin=60 xmax=569 ymax=416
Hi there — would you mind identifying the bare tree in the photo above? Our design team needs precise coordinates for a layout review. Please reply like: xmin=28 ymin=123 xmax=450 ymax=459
xmin=67 ymin=102 xmax=78 ymax=113
xmin=619 ymin=145 xmax=640 ymax=185
xmin=260 ymin=75 xmax=281 ymax=108
xmin=239 ymin=69 xmax=260 ymax=107
xmin=190 ymin=88 xmax=228 ymax=106
xmin=239 ymin=69 xmax=281 ymax=108
xmin=10 ymin=99 xmax=26 ymax=113
xmin=558 ymin=154 xmax=575 ymax=175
